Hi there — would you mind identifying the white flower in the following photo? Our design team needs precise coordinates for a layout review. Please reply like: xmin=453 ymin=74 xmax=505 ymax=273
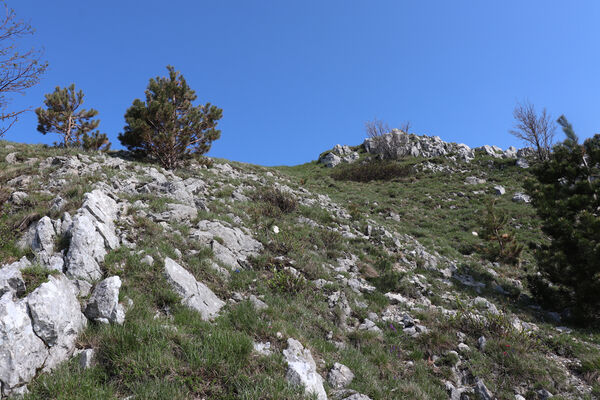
xmin=273 ymin=225 xmax=280 ymax=234
xmin=472 ymin=231 xmax=478 ymax=237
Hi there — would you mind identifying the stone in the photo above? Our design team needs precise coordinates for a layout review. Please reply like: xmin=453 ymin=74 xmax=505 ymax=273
xmin=342 ymin=395 xmax=372 ymax=400
xmin=457 ymin=343 xmax=470 ymax=353
xmin=474 ymin=378 xmax=493 ymax=400
xmin=49 ymin=196 xmax=67 ymax=213
xmin=157 ymin=203 xmax=198 ymax=222
xmin=327 ymin=362 xmax=354 ymax=389
xmin=493 ymin=185 xmax=505 ymax=195
xmin=85 ymin=276 xmax=125 ymax=324
xmin=65 ymin=214 xmax=105 ymax=281
xmin=512 ymin=192 xmax=531 ymax=204
xmin=0 ymin=293 xmax=47 ymax=393
xmin=472 ymin=297 xmax=500 ymax=315
xmin=465 ymin=176 xmax=486 ymax=185
xmin=516 ymin=158 xmax=529 ymax=168
xmin=363 ymin=132 xmax=474 ymax=161
xmin=253 ymin=342 xmax=272 ymax=356
xmin=141 ymin=255 xmax=154 ymax=266
xmin=190 ymin=220 xmax=262 ymax=270
xmin=163 ymin=257 xmax=225 ymax=321
xmin=79 ymin=348 xmax=95 ymax=369
xmin=0 ymin=260 xmax=27 ymax=297
xmin=536 ymin=389 xmax=553 ymax=399
xmin=5 ymin=152 xmax=18 ymax=164
xmin=248 ymin=294 xmax=268 ymax=310
xmin=283 ymin=338 xmax=327 ymax=400
xmin=320 ymin=152 xmax=342 ymax=168
xmin=31 ymin=216 xmax=56 ymax=255
xmin=9 ymin=191 xmax=28 ymax=205
xmin=27 ymin=274 xmax=88 ymax=371
xmin=477 ymin=336 xmax=487 ymax=351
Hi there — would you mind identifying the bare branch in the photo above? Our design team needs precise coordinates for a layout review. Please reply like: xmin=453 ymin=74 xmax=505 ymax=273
xmin=509 ymin=100 xmax=556 ymax=162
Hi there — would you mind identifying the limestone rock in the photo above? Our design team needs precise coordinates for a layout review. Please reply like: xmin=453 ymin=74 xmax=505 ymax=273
xmin=85 ymin=276 xmax=125 ymax=324
xmin=190 ymin=220 xmax=262 ymax=270
xmin=5 ymin=152 xmax=18 ymax=164
xmin=327 ymin=362 xmax=354 ymax=389
xmin=163 ymin=257 xmax=225 ymax=321
xmin=283 ymin=338 xmax=327 ymax=400
xmin=512 ymin=192 xmax=531 ymax=204
xmin=9 ymin=191 xmax=28 ymax=205
xmin=27 ymin=274 xmax=87 ymax=371
xmin=0 ymin=293 xmax=47 ymax=394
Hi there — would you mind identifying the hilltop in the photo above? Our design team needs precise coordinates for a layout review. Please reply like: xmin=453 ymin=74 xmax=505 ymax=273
xmin=0 ymin=133 xmax=598 ymax=400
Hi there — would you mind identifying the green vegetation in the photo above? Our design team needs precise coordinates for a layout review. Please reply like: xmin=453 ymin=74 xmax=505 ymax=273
xmin=35 ymin=84 xmax=110 ymax=151
xmin=118 ymin=65 xmax=222 ymax=170
xmin=526 ymin=118 xmax=600 ymax=325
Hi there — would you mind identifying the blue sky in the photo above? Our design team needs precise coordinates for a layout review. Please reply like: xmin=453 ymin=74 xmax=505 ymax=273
xmin=4 ymin=1 xmax=599 ymax=166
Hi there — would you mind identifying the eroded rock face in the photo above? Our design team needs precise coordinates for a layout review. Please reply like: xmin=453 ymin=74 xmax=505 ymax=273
xmin=0 ymin=293 xmax=47 ymax=395
xmin=84 ymin=276 xmax=125 ymax=325
xmin=163 ymin=257 xmax=225 ymax=321
xmin=27 ymin=274 xmax=87 ymax=371
xmin=65 ymin=190 xmax=119 ymax=281
xmin=0 ymin=258 xmax=30 ymax=297
xmin=283 ymin=338 xmax=327 ymax=400
xmin=190 ymin=220 xmax=262 ymax=270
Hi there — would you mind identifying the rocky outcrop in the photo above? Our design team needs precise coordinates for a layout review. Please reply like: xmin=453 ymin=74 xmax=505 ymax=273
xmin=283 ymin=338 xmax=327 ymax=400
xmin=27 ymin=274 xmax=88 ymax=371
xmin=189 ymin=220 xmax=262 ymax=270
xmin=84 ymin=276 xmax=125 ymax=325
xmin=163 ymin=257 xmax=225 ymax=321
xmin=319 ymin=145 xmax=360 ymax=168
xmin=65 ymin=190 xmax=120 ymax=281
xmin=0 ymin=272 xmax=87 ymax=396
xmin=327 ymin=363 xmax=354 ymax=389
xmin=364 ymin=132 xmax=475 ymax=162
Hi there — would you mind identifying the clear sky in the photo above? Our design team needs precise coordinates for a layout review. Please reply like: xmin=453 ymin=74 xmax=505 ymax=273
xmin=4 ymin=1 xmax=600 ymax=166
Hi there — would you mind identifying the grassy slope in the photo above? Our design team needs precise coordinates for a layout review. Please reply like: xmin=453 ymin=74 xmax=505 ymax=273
xmin=0 ymin=141 xmax=599 ymax=400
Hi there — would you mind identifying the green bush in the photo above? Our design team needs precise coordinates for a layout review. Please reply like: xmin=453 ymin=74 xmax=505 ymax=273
xmin=526 ymin=118 xmax=600 ymax=324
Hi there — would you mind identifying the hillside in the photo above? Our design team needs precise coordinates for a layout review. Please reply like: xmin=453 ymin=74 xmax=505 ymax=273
xmin=0 ymin=135 xmax=599 ymax=400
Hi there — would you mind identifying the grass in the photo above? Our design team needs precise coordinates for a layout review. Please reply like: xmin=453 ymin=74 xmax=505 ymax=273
xmin=1 ymin=140 xmax=596 ymax=399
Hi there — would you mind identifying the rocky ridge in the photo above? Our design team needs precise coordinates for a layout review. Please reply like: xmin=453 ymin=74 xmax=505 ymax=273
xmin=0 ymin=137 xmax=596 ymax=399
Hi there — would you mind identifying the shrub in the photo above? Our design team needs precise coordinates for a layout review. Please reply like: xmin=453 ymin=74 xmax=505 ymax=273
xmin=477 ymin=199 xmax=523 ymax=265
xmin=331 ymin=160 xmax=413 ymax=182
xmin=252 ymin=187 xmax=297 ymax=214
xmin=118 ymin=65 xmax=222 ymax=169
xmin=267 ymin=268 xmax=306 ymax=294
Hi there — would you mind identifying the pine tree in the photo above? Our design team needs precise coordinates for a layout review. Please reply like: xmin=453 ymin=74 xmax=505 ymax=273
xmin=526 ymin=117 xmax=600 ymax=324
xmin=35 ymin=84 xmax=106 ymax=148
xmin=118 ymin=66 xmax=222 ymax=169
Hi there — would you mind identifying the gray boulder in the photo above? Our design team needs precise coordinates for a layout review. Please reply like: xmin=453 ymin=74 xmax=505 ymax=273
xmin=5 ymin=152 xmax=18 ymax=164
xmin=512 ymin=192 xmax=531 ymax=204
xmin=283 ymin=338 xmax=327 ymax=400
xmin=474 ymin=378 xmax=493 ymax=400
xmin=163 ymin=257 xmax=225 ymax=321
xmin=85 ymin=276 xmax=125 ymax=324
xmin=493 ymin=185 xmax=505 ymax=195
xmin=0 ymin=258 xmax=30 ymax=297
xmin=516 ymin=158 xmax=529 ymax=168
xmin=27 ymin=274 xmax=87 ymax=371
xmin=9 ymin=191 xmax=28 ymax=205
xmin=320 ymin=152 xmax=342 ymax=168
xmin=465 ymin=176 xmax=486 ymax=185
xmin=190 ymin=220 xmax=262 ymax=270
xmin=65 ymin=190 xmax=119 ymax=281
xmin=0 ymin=293 xmax=47 ymax=395
xmin=327 ymin=362 xmax=354 ymax=389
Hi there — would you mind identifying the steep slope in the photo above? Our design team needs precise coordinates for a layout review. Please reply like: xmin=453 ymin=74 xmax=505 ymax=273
xmin=0 ymin=137 xmax=599 ymax=400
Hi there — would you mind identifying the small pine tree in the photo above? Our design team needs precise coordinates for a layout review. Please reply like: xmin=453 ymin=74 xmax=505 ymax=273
xmin=118 ymin=66 xmax=222 ymax=169
xmin=35 ymin=84 xmax=107 ymax=148
xmin=526 ymin=117 xmax=600 ymax=324
xmin=479 ymin=199 xmax=523 ymax=265
xmin=82 ymin=131 xmax=110 ymax=152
